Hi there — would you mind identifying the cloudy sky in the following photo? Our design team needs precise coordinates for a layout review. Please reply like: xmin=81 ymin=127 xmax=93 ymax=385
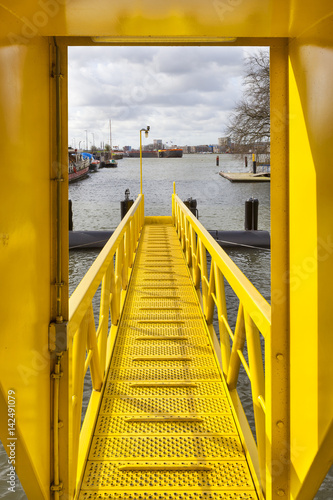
xmin=68 ymin=46 xmax=262 ymax=150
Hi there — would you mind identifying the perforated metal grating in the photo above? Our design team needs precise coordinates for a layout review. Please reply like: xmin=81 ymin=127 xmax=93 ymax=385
xmin=79 ymin=222 xmax=258 ymax=498
xmin=79 ymin=493 xmax=257 ymax=500
xmin=95 ymin=414 xmax=238 ymax=435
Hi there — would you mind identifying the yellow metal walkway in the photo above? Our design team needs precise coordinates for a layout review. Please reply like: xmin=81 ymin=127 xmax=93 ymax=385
xmin=79 ymin=220 xmax=258 ymax=499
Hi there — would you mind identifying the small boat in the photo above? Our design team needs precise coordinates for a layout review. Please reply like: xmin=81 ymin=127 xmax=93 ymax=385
xmin=103 ymin=158 xmax=118 ymax=168
xmin=68 ymin=150 xmax=90 ymax=183
xmin=81 ymin=152 xmax=100 ymax=172
xmin=111 ymin=150 xmax=124 ymax=160
xmin=89 ymin=158 xmax=100 ymax=171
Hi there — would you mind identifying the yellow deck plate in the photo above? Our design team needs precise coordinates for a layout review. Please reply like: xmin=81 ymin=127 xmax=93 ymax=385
xmin=79 ymin=221 xmax=258 ymax=499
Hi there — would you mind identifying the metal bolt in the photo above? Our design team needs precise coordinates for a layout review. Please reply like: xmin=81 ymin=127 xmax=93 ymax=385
xmin=277 ymin=489 xmax=285 ymax=496
xmin=276 ymin=353 xmax=284 ymax=361
xmin=276 ymin=420 xmax=284 ymax=428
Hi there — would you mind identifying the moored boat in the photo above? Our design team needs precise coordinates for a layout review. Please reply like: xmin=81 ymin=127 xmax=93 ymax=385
xmin=89 ymin=159 xmax=100 ymax=171
xmin=68 ymin=151 xmax=90 ymax=183
xmin=103 ymin=158 xmax=118 ymax=168
xmin=81 ymin=152 xmax=100 ymax=171
xmin=111 ymin=150 xmax=124 ymax=160
xmin=158 ymin=148 xmax=183 ymax=158
xmin=127 ymin=150 xmax=158 ymax=158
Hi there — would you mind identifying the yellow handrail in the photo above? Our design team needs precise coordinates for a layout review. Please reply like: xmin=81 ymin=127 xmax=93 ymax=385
xmin=172 ymin=191 xmax=271 ymax=494
xmin=67 ymin=194 xmax=144 ymax=496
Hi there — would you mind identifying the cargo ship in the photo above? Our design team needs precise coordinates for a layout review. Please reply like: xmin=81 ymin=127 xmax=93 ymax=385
xmin=158 ymin=148 xmax=183 ymax=158
xmin=127 ymin=150 xmax=158 ymax=158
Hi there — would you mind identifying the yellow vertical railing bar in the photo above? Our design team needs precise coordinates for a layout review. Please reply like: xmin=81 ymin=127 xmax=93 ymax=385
xmin=132 ymin=210 xmax=137 ymax=254
xmin=244 ymin=309 xmax=266 ymax=492
xmin=98 ymin=264 xmax=112 ymax=375
xmin=128 ymin=217 xmax=133 ymax=268
xmin=182 ymin=211 xmax=186 ymax=251
xmin=185 ymin=217 xmax=191 ymax=266
xmin=214 ymin=262 xmax=231 ymax=377
xmin=86 ymin=304 xmax=103 ymax=391
xmin=227 ymin=303 xmax=246 ymax=390
xmin=180 ymin=209 xmax=185 ymax=250
xmin=114 ymin=245 xmax=123 ymax=325
xmin=198 ymin=237 xmax=208 ymax=314
xmin=109 ymin=256 xmax=118 ymax=326
xmin=71 ymin=317 xmax=88 ymax=486
xmin=140 ymin=193 xmax=145 ymax=229
xmin=205 ymin=257 xmax=215 ymax=324
xmin=191 ymin=226 xmax=200 ymax=289
xmin=122 ymin=230 xmax=129 ymax=290
xmin=175 ymin=204 xmax=180 ymax=238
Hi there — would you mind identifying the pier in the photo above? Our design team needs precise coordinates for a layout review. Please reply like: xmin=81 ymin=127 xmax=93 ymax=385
xmin=219 ymin=172 xmax=270 ymax=183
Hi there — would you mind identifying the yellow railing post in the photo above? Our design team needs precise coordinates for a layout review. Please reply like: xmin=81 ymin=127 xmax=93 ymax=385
xmin=214 ymin=263 xmax=230 ymax=376
xmin=98 ymin=264 xmax=112 ymax=376
xmin=205 ymin=258 xmax=215 ymax=324
xmin=86 ymin=304 xmax=103 ymax=391
xmin=71 ymin=315 xmax=89 ymax=484
xmin=198 ymin=237 xmax=208 ymax=315
xmin=244 ymin=310 xmax=266 ymax=492
xmin=227 ymin=303 xmax=246 ymax=390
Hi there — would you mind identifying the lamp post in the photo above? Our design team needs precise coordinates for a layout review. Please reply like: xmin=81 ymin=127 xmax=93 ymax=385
xmin=140 ymin=126 xmax=150 ymax=194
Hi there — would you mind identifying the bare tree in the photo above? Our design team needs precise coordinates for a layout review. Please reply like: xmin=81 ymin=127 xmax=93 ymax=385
xmin=226 ymin=50 xmax=270 ymax=150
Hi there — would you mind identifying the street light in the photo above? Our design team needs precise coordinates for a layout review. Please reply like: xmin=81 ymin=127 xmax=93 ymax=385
xmin=140 ymin=126 xmax=150 ymax=194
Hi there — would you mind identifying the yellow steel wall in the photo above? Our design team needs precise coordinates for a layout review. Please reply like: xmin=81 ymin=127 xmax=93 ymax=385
xmin=0 ymin=34 xmax=52 ymax=498
xmin=289 ymin=14 xmax=333 ymax=497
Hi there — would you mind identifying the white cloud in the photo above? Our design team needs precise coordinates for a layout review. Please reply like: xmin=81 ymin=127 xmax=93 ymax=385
xmin=68 ymin=45 xmax=266 ymax=148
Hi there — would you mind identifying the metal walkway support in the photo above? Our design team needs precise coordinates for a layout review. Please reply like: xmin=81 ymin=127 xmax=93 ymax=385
xmin=78 ymin=217 xmax=258 ymax=499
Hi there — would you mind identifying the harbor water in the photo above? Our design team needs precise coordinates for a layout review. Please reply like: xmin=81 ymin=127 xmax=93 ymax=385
xmin=1 ymin=154 xmax=332 ymax=498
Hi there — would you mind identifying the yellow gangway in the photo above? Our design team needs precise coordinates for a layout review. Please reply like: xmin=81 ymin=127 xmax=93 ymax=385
xmin=66 ymin=190 xmax=270 ymax=499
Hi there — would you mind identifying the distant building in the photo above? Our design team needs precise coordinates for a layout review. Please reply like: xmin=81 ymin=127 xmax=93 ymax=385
xmin=218 ymin=137 xmax=232 ymax=152
xmin=142 ymin=143 xmax=155 ymax=151
xmin=153 ymin=139 xmax=163 ymax=150
xmin=123 ymin=146 xmax=131 ymax=152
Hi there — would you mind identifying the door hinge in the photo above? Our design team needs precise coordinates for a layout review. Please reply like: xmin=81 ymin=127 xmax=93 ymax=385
xmin=49 ymin=322 xmax=68 ymax=352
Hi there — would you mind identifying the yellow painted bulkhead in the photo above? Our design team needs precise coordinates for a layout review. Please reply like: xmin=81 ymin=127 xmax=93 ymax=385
xmin=0 ymin=1 xmax=333 ymax=499
xmin=0 ymin=35 xmax=53 ymax=499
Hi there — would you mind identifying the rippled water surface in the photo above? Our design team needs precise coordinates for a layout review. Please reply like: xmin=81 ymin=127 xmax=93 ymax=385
xmin=1 ymin=154 xmax=332 ymax=498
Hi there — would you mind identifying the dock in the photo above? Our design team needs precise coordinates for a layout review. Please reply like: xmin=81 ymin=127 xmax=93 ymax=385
xmin=219 ymin=172 xmax=270 ymax=183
